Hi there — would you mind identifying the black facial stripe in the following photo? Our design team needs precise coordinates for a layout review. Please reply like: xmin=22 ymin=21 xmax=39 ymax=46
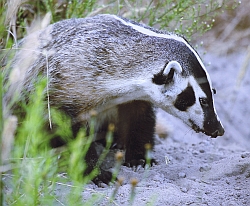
xmin=174 ymin=85 xmax=195 ymax=111
xmin=199 ymin=82 xmax=212 ymax=101
xmin=184 ymin=47 xmax=213 ymax=101
xmin=203 ymin=105 xmax=220 ymax=135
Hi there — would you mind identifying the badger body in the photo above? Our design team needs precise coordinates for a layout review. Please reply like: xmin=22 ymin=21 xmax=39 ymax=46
xmin=5 ymin=14 xmax=224 ymax=185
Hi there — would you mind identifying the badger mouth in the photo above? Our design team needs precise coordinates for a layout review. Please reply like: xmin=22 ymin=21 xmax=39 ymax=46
xmin=189 ymin=120 xmax=218 ymax=138
xmin=189 ymin=119 xmax=202 ymax=133
xmin=190 ymin=121 xmax=203 ymax=134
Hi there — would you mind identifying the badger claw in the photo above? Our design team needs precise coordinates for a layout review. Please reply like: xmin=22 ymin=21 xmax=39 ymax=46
xmin=124 ymin=158 xmax=157 ymax=168
xmin=92 ymin=169 xmax=113 ymax=187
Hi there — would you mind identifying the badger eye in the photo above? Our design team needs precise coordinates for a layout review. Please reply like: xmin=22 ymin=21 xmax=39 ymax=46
xmin=199 ymin=97 xmax=209 ymax=107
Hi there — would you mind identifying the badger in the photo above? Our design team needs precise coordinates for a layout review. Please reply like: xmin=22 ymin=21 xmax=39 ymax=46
xmin=4 ymin=14 xmax=224 ymax=185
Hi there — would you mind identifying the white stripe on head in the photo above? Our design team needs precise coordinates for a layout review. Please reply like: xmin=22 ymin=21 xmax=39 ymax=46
xmin=112 ymin=15 xmax=213 ymax=88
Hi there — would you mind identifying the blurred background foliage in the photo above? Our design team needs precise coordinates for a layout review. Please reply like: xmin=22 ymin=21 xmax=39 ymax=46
xmin=1 ymin=0 xmax=246 ymax=52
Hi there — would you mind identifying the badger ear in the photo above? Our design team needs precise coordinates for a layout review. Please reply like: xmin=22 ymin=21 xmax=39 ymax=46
xmin=152 ymin=61 xmax=183 ymax=85
xmin=163 ymin=60 xmax=182 ymax=76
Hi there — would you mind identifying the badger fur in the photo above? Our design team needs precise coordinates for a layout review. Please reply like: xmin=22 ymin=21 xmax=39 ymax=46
xmin=4 ymin=14 xmax=224 ymax=185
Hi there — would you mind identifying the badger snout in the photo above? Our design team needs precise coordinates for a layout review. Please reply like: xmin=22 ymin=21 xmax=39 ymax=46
xmin=210 ymin=122 xmax=225 ymax=138
xmin=190 ymin=119 xmax=225 ymax=138
xmin=203 ymin=119 xmax=225 ymax=138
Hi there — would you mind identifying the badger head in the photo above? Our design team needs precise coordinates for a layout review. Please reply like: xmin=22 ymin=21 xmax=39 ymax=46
xmin=111 ymin=15 xmax=224 ymax=137
xmin=151 ymin=49 xmax=224 ymax=138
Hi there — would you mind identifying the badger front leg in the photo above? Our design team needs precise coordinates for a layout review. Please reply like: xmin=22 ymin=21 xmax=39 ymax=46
xmin=49 ymin=119 xmax=113 ymax=186
xmin=117 ymin=101 xmax=156 ymax=167
xmin=71 ymin=121 xmax=113 ymax=186
xmin=82 ymin=143 xmax=113 ymax=185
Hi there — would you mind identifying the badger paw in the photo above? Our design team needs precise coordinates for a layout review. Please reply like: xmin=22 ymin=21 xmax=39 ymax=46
xmin=124 ymin=158 xmax=157 ymax=168
xmin=92 ymin=169 xmax=113 ymax=187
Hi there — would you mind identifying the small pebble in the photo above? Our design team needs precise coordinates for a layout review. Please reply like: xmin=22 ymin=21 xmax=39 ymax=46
xmin=165 ymin=156 xmax=171 ymax=165
xmin=192 ymin=151 xmax=199 ymax=155
xmin=236 ymin=193 xmax=241 ymax=197
xmin=178 ymin=172 xmax=186 ymax=178
xmin=180 ymin=187 xmax=188 ymax=193
xmin=189 ymin=176 xmax=197 ymax=181
xmin=234 ymin=186 xmax=241 ymax=190
xmin=205 ymin=190 xmax=211 ymax=195
xmin=246 ymin=172 xmax=250 ymax=178
xmin=241 ymin=153 xmax=250 ymax=158
xmin=199 ymin=164 xmax=211 ymax=172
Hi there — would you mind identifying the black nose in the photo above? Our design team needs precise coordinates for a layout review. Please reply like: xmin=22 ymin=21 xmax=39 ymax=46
xmin=211 ymin=125 xmax=225 ymax=138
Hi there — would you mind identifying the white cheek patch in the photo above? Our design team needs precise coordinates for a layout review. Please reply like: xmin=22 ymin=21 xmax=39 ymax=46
xmin=153 ymin=75 xmax=189 ymax=111
xmin=186 ymin=76 xmax=206 ymax=128
xmin=164 ymin=73 xmax=189 ymax=99
xmin=162 ymin=76 xmax=206 ymax=129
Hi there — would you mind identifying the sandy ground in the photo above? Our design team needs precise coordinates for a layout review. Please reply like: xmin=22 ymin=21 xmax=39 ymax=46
xmin=52 ymin=52 xmax=250 ymax=205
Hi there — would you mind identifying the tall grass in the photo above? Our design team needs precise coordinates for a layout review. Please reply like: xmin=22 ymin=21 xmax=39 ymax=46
xmin=0 ymin=0 xmax=239 ymax=205
xmin=0 ymin=65 xmax=3 ymax=205
xmin=1 ymin=0 xmax=6 ymax=204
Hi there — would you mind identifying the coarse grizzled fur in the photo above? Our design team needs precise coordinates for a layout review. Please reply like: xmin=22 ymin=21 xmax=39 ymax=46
xmin=4 ymin=14 xmax=224 ymax=185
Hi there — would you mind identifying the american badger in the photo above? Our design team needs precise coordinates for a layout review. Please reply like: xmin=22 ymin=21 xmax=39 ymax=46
xmin=4 ymin=14 xmax=224 ymax=185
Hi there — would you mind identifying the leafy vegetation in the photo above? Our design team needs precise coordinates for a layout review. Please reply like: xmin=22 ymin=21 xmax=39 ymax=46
xmin=0 ymin=0 xmax=240 ymax=205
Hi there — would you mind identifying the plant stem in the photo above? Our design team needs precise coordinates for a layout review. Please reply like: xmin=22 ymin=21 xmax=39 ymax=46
xmin=0 ymin=69 xmax=3 ymax=206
